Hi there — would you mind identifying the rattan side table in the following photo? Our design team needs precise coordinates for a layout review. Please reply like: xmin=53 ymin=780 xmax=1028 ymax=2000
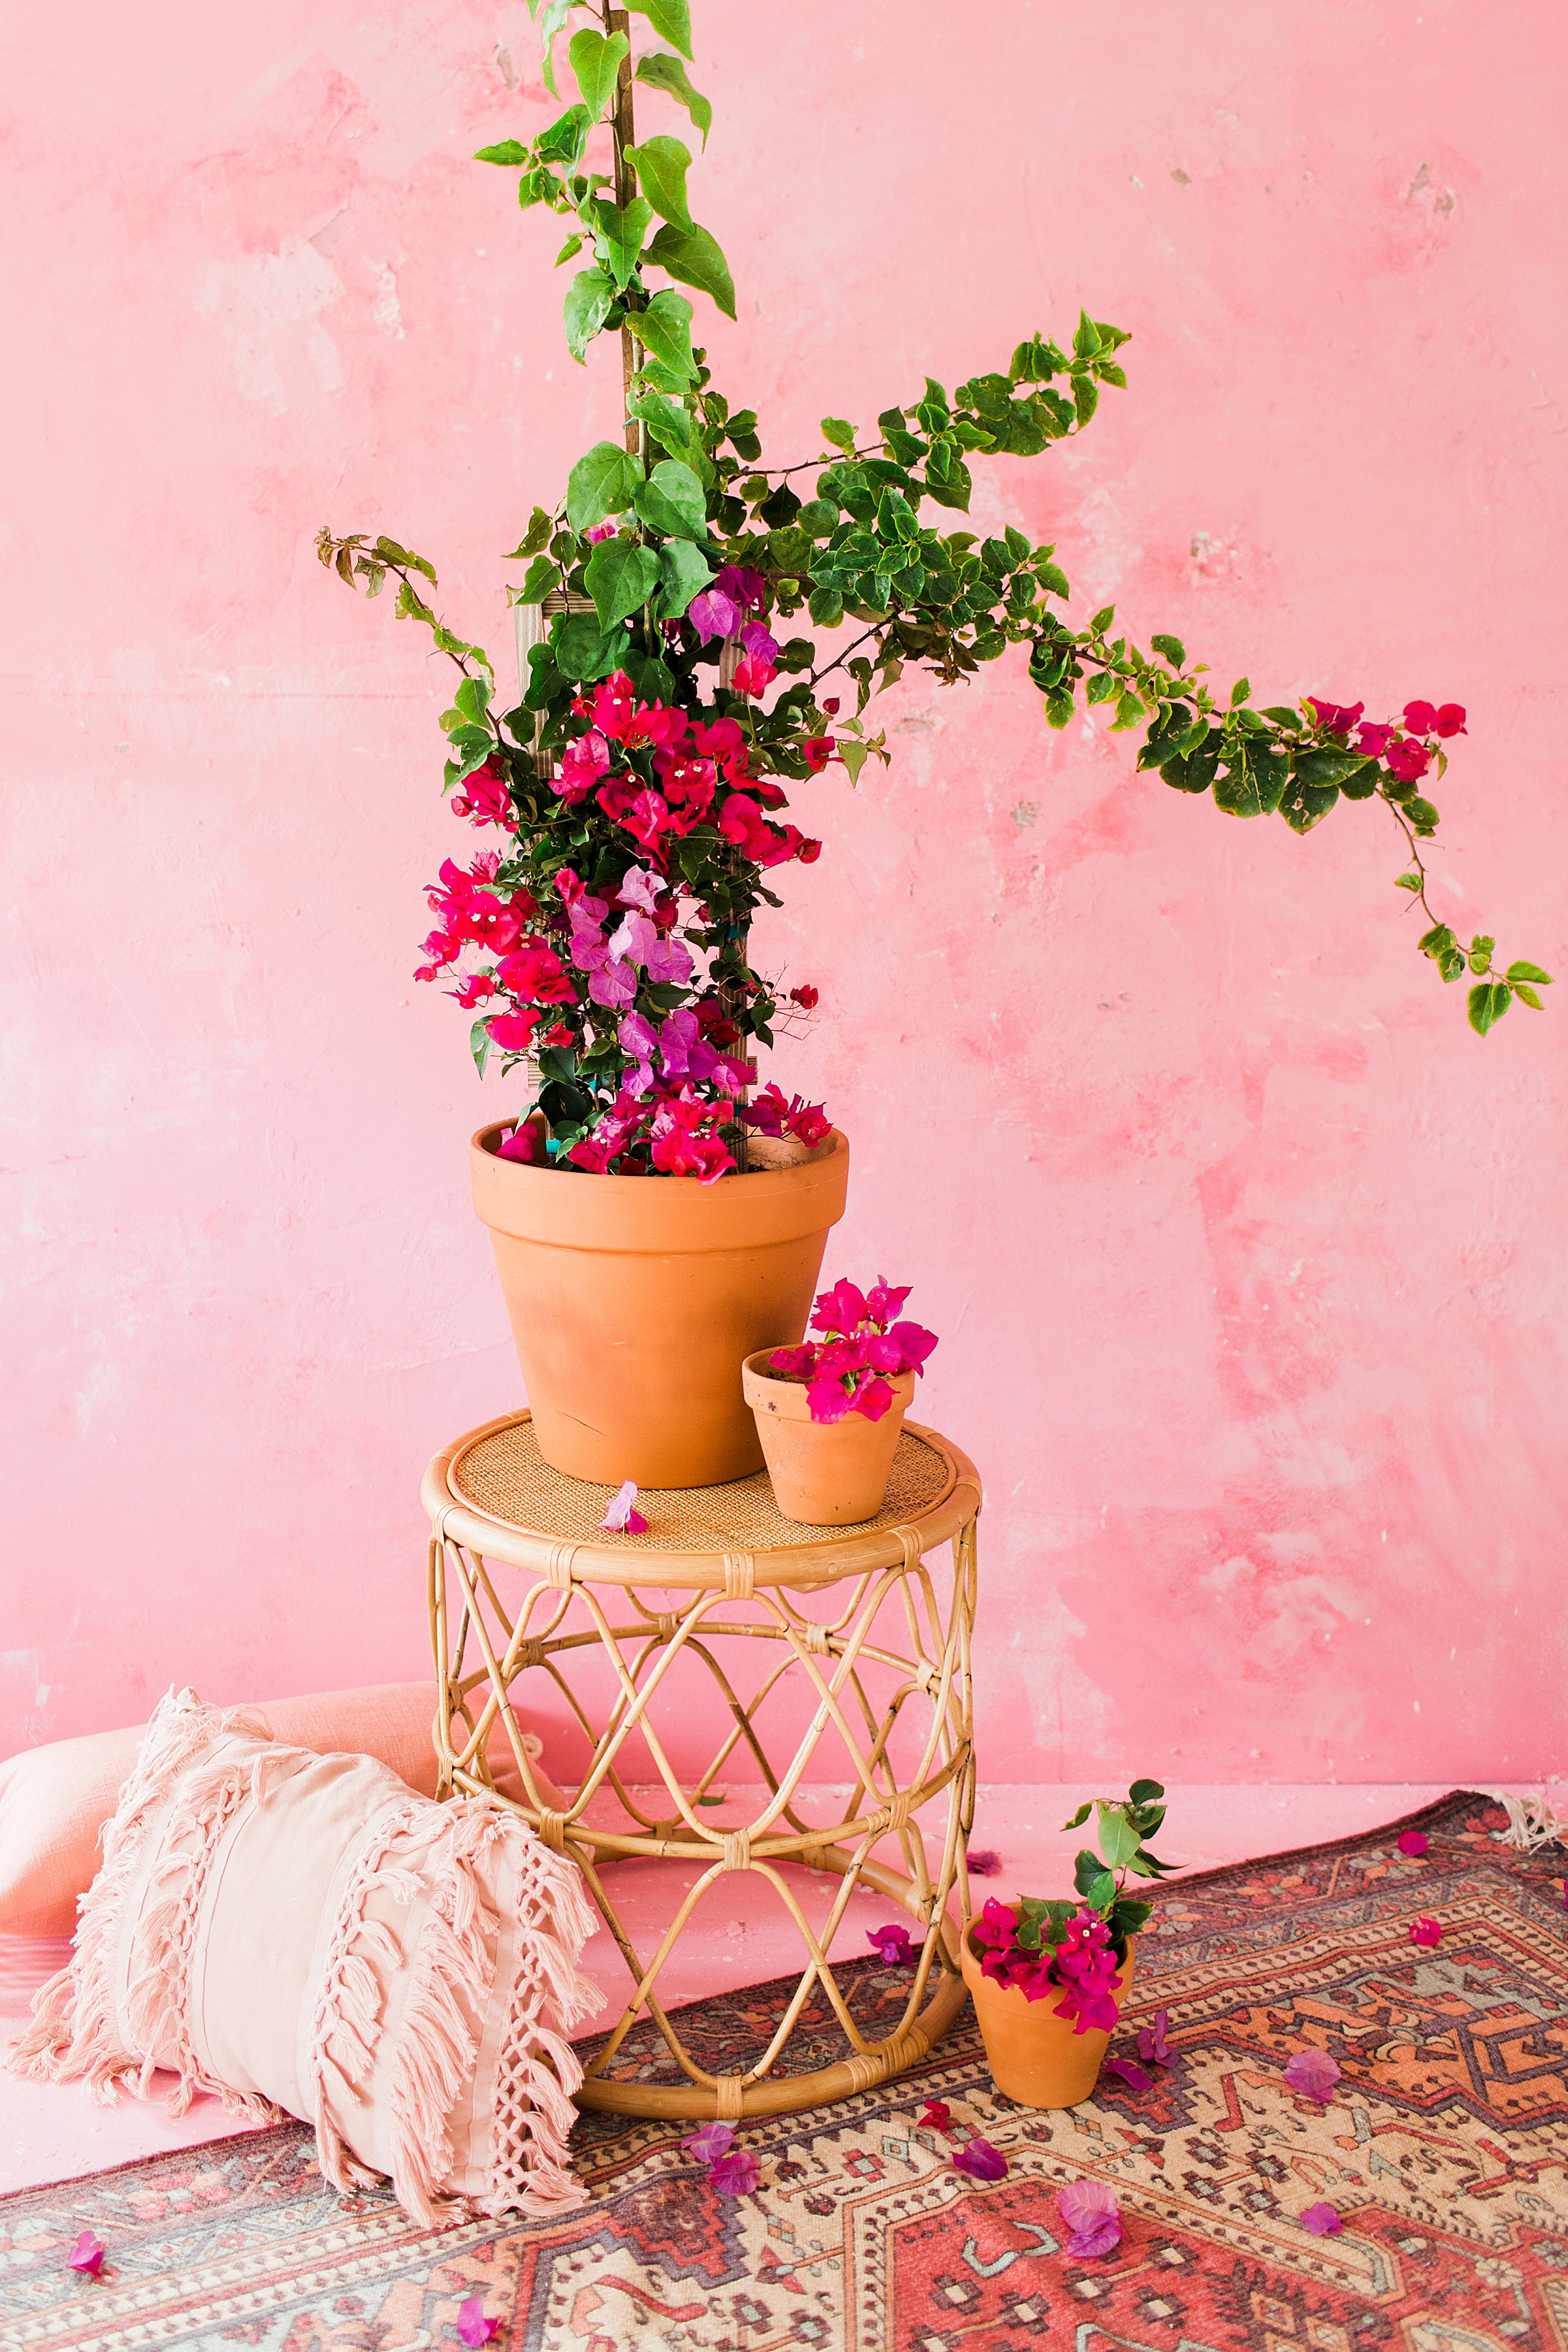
xmin=423 ymin=1409 xmax=981 ymax=2122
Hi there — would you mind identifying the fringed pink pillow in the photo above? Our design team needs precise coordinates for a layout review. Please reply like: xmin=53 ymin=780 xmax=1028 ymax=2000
xmin=9 ymin=1688 xmax=599 ymax=2225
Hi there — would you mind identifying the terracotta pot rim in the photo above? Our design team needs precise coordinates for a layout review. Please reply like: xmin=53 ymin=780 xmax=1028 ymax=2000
xmin=962 ymin=1921 xmax=1134 ymax=1975
xmin=742 ymin=1353 xmax=918 ymax=1420
xmin=473 ymin=1121 xmax=847 ymax=1190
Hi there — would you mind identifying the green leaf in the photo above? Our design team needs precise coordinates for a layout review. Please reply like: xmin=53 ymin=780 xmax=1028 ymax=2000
xmin=1149 ymin=634 xmax=1185 ymax=667
xmin=453 ymin=675 xmax=493 ymax=723
xmin=1073 ymin=308 xmax=1102 ymax=358
xmin=1505 ymin=961 xmax=1553 ymax=985
xmin=566 ymin=439 xmax=644 ymax=534
xmin=1214 ymin=745 xmax=1289 ymax=819
xmin=632 ymin=455 xmax=708 ymax=538
xmin=470 ymin=1017 xmax=493 ymax=1077
xmin=1098 ymin=1807 xmax=1141 ymax=1868
xmin=1230 ymin=676 xmax=1251 ymax=707
xmin=474 ymin=139 xmax=530 ymax=166
xmin=644 ymin=219 xmax=734 ymax=318
xmin=1072 ymin=374 xmax=1099 ymax=427
xmin=584 ymin=535 xmax=661 ymax=628
xmin=1467 ymin=981 xmax=1512 ymax=1036
xmin=553 ymin=610 xmax=625 ymax=681
xmin=1294 ymin=747 xmax=1372 ymax=789
xmin=567 ymin=25 xmax=628 ymax=118
xmin=837 ymin=736 xmax=874 ymax=787
xmin=626 ymin=387 xmax=696 ymax=453
xmin=553 ymin=233 xmax=583 ymax=267
xmin=1060 ymin=1801 xmax=1092 ymax=1830
xmin=595 ymin=195 xmax=653 ymax=291
xmin=654 ymin=534 xmax=711 ymax=617
xmin=1511 ymin=983 xmax=1545 ymax=1009
xmin=536 ymin=0 xmax=572 ymax=96
xmin=1109 ymin=1896 xmax=1153 ymax=1936
xmin=1394 ymin=873 xmax=1423 ymax=892
xmin=1280 ymin=779 xmax=1339 ymax=834
xmin=1405 ymin=796 xmax=1441 ymax=831
xmin=821 ymin=416 xmax=858 ymax=454
xmin=1085 ymin=1869 xmax=1118 ymax=1914
xmin=1260 ymin=705 xmax=1299 ymax=726
xmin=625 ymin=0 xmax=693 ymax=60
xmin=563 ymin=267 xmax=617 ymax=363
xmin=632 ymin=287 xmax=695 ymax=389
xmin=1073 ymin=1847 xmax=1106 ymax=1897
xmin=625 ymin=133 xmax=692 ymax=227
xmin=536 ymin=103 xmax=593 ymax=166
xmin=634 ymin=50 xmax=711 ymax=145
xmin=511 ymin=554 xmax=559 ymax=604
xmin=1089 ymin=605 xmax=1115 ymax=634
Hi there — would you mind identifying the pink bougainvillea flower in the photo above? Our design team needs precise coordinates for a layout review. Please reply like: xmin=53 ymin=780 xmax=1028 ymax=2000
xmin=1307 ymin=697 xmax=1365 ymax=735
xmin=599 ymin=1480 xmax=647 ymax=1535
xmin=1397 ymin=1830 xmax=1429 ymax=1857
xmin=1102 ymin=2057 xmax=1154 ymax=2089
xmin=1301 ymin=2202 xmax=1343 ymax=2237
xmin=852 ymin=1375 xmax=895 ymax=1422
xmin=457 ymin=2296 xmax=502 ymax=2345
xmin=496 ymin=941 xmax=575 ymax=1004
xmin=710 ymin=2148 xmax=762 ymax=2196
xmin=1137 ymin=2010 xmax=1175 ymax=2067
xmin=966 ymin=1848 xmax=1002 ymax=1876
xmin=730 ymin=651 xmax=777 ymax=697
xmin=1057 ymin=2178 xmax=1121 ymax=2257
xmin=682 ymin=2121 xmax=736 ymax=2164
xmin=687 ymin=585 xmax=741 ymax=640
xmin=952 ymin=2137 xmax=1008 ymax=2182
xmin=1409 ymin=1916 xmax=1442 ymax=1948
xmin=802 ymin=736 xmax=836 ymax=772
xmin=917 ymin=2099 xmax=952 ymax=2131
xmin=868 ymin=1923 xmax=915 ymax=1963
xmin=1283 ymin=2048 xmax=1341 ymax=2104
xmin=865 ymin=1278 xmax=912 ymax=1324
xmin=1433 ymin=702 xmax=1467 ymax=737
xmin=555 ymin=727 xmax=613 ymax=807
xmin=789 ymin=983 xmax=820 ymax=1009
xmin=450 ymin=759 xmax=513 ymax=828
xmin=1402 ymin=700 xmax=1439 ymax=734
xmin=1355 ymin=720 xmax=1396 ymax=759
xmin=495 ymin=1123 xmax=538 ymax=1166
xmin=715 ymin=563 xmax=766 ymax=612
xmin=768 ymin=1343 xmax=819 ymax=1378
xmin=888 ymin=1320 xmax=939 ymax=1377
xmin=66 ymin=2230 xmax=106 ymax=2278
xmin=651 ymin=1128 xmax=734 ymax=1183
xmin=583 ymin=521 xmax=620 ymax=542
xmin=740 ymin=619 xmax=779 ymax=665
xmin=1384 ymin=737 xmax=1431 ymax=783
xmin=806 ymin=1376 xmax=853 ymax=1424
xmin=487 ymin=1008 xmax=542 ymax=1053
xmin=813 ymin=1278 xmax=869 ymax=1335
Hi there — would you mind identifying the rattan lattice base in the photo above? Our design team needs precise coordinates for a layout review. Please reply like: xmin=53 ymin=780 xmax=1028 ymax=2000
xmin=424 ymin=1411 xmax=981 ymax=2121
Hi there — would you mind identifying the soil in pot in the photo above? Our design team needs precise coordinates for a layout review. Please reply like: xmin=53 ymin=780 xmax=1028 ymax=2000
xmin=470 ymin=1126 xmax=850 ymax=1488
xmin=958 ymin=1925 xmax=1136 ymax=2108
xmin=741 ymin=1352 xmax=915 ymax=1526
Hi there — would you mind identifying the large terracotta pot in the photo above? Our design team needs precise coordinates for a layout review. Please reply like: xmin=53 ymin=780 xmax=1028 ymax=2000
xmin=470 ymin=1126 xmax=850 ymax=1487
xmin=741 ymin=1354 xmax=915 ymax=1525
xmin=959 ymin=1925 xmax=1136 ymax=2108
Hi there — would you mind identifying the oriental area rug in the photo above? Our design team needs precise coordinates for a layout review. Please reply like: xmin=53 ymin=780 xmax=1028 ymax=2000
xmin=4 ymin=1791 xmax=1567 ymax=2352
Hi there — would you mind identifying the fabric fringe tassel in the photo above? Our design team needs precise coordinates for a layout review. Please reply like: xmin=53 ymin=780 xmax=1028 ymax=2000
xmin=1473 ymin=1786 xmax=1568 ymax=1854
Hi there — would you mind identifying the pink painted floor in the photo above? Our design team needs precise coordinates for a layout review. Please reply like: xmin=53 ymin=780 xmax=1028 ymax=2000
xmin=0 ymin=1780 xmax=1478 ymax=2197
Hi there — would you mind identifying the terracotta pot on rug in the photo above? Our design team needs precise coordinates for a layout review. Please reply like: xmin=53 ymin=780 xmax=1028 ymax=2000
xmin=959 ymin=1927 xmax=1137 ymax=2108
xmin=740 ymin=1355 xmax=915 ymax=1526
xmin=470 ymin=1126 xmax=849 ymax=1488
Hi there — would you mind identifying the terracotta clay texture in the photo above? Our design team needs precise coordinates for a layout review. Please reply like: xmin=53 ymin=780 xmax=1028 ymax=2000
xmin=958 ymin=1929 xmax=1135 ymax=2108
xmin=470 ymin=1126 xmax=850 ymax=1486
xmin=742 ymin=1353 xmax=915 ymax=1526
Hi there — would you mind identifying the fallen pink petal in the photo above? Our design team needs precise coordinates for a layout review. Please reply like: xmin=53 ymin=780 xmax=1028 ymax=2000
xmin=681 ymin=2121 xmax=736 ymax=2165
xmin=1058 ymin=2178 xmax=1121 ymax=2257
xmin=66 ymin=2230 xmax=105 ymax=2278
xmin=1283 ymin=2048 xmax=1342 ymax=2103
xmin=599 ymin=1478 xmax=648 ymax=1534
xmin=457 ymin=2296 xmax=502 ymax=2346
xmin=952 ymin=2136 xmax=1009 ymax=2181
xmin=966 ymin=1848 xmax=1002 ymax=1876
xmin=917 ymin=2099 xmax=953 ymax=2131
xmin=1397 ymin=1830 xmax=1429 ymax=1857
xmin=1301 ymin=2201 xmax=1343 ymax=2236
xmin=1102 ymin=2057 xmax=1153 ymax=2089
xmin=709 ymin=2148 xmax=762 ymax=2195
xmin=1137 ymin=2008 xmax=1175 ymax=2066
xmin=1409 ymin=1915 xmax=1442 ymax=1947
xmin=868 ymin=1922 xmax=915 ymax=1963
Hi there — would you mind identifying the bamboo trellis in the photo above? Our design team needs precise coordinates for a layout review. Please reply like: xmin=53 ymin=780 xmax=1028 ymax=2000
xmin=423 ymin=1411 xmax=981 ymax=2121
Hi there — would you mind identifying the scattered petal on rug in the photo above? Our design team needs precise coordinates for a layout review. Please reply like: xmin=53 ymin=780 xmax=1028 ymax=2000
xmin=4 ymin=1793 xmax=1567 ymax=2351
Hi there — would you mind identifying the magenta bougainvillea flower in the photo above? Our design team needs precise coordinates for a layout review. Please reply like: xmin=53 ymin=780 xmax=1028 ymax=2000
xmin=966 ymin=1848 xmax=1002 ymax=1877
xmin=917 ymin=2099 xmax=953 ymax=2131
xmin=952 ymin=2137 xmax=1008 ymax=2181
xmin=1403 ymin=699 xmax=1467 ymax=738
xmin=1306 ymin=697 xmax=1365 ymax=734
xmin=457 ymin=2297 xmax=502 ymax=2346
xmin=66 ymin=2231 xmax=105 ymax=2278
xmin=1282 ymin=2048 xmax=1341 ymax=2104
xmin=1301 ymin=2201 xmax=1343 ymax=2237
xmin=1397 ymin=1830 xmax=1429 ymax=1857
xmin=682 ymin=2121 xmax=736 ymax=2164
xmin=1409 ymin=1916 xmax=1442 ymax=1948
xmin=495 ymin=1122 xmax=538 ymax=1164
xmin=1057 ymin=2178 xmax=1121 ymax=2257
xmin=1102 ymin=2057 xmax=1152 ymax=2089
xmin=773 ymin=1276 xmax=939 ymax=1424
xmin=1050 ymin=1908 xmax=1125 ymax=2033
xmin=598 ymin=1480 xmax=647 ymax=1534
xmin=867 ymin=1923 xmax=915 ymax=1964
xmin=1137 ymin=2009 xmax=1175 ymax=2067
xmin=710 ymin=2148 xmax=762 ymax=2195
xmin=1385 ymin=736 xmax=1431 ymax=783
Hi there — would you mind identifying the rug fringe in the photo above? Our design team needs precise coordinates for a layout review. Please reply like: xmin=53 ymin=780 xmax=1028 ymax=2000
xmin=1473 ymin=1786 xmax=1568 ymax=1854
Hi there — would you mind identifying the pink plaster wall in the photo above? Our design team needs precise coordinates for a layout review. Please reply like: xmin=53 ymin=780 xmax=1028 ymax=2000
xmin=4 ymin=1 xmax=1564 ymax=1783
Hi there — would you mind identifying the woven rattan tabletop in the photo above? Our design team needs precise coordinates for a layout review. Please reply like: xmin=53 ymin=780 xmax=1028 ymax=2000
xmin=423 ymin=1410 xmax=980 ymax=1589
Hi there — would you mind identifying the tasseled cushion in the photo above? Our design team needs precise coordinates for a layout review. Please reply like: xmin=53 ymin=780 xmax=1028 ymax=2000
xmin=7 ymin=1688 xmax=599 ymax=2225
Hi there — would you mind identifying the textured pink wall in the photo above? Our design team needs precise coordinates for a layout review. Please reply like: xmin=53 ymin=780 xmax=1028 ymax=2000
xmin=4 ymin=1 xmax=1564 ymax=1781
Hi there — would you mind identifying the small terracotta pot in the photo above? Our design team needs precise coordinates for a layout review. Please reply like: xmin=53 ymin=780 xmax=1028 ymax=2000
xmin=470 ymin=1126 xmax=849 ymax=1488
xmin=740 ymin=1354 xmax=915 ymax=1526
xmin=959 ymin=1926 xmax=1137 ymax=2108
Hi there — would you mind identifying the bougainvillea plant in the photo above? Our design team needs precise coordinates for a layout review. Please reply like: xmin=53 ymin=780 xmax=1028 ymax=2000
xmin=768 ymin=1276 xmax=938 ymax=1424
xmin=972 ymin=1778 xmax=1172 ymax=2031
xmin=318 ymin=1 xmax=1550 ymax=1185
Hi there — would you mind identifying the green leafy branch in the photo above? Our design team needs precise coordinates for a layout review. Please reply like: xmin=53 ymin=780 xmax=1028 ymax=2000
xmin=314 ymin=529 xmax=502 ymax=794
xmin=1011 ymin=1778 xmax=1173 ymax=1957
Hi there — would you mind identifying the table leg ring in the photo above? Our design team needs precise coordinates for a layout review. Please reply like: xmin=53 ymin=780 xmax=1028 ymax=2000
xmin=715 ymin=2074 xmax=745 ymax=2121
xmin=722 ymin=1829 xmax=752 ymax=1871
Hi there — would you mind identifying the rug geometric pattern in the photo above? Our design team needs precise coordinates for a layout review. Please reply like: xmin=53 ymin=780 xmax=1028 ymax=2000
xmin=4 ymin=1791 xmax=1567 ymax=2351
